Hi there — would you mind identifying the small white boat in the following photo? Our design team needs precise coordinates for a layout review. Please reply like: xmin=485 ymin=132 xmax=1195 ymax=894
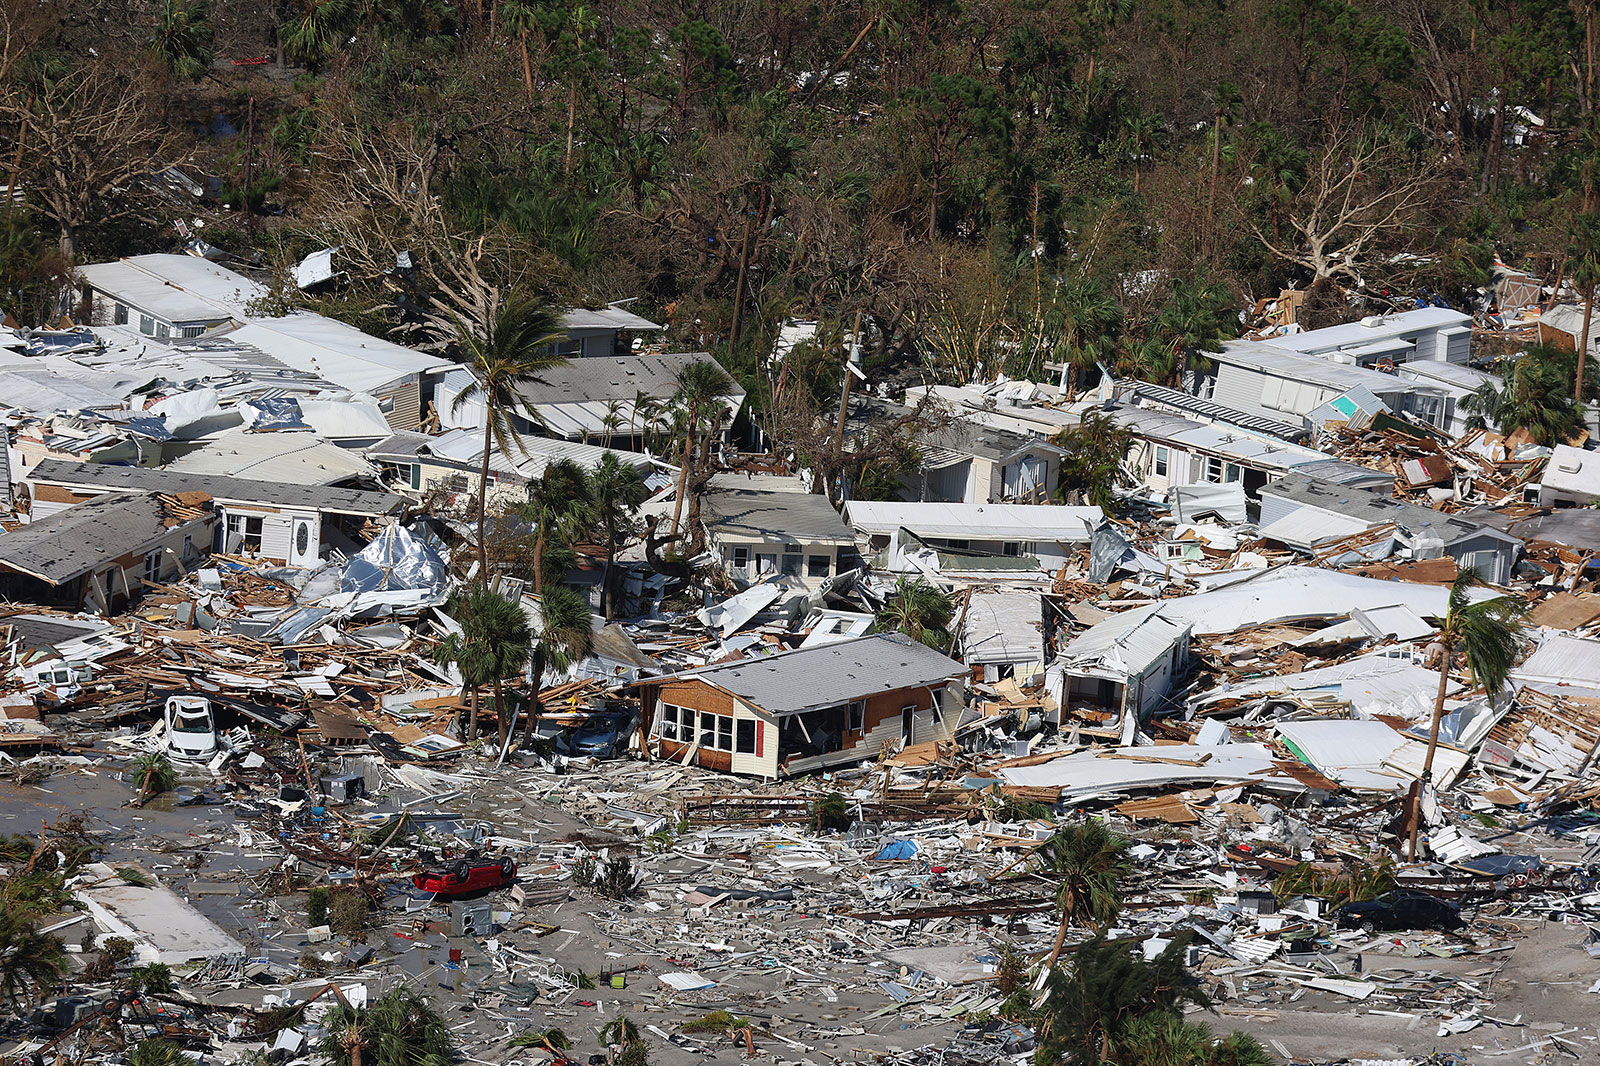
xmin=164 ymin=696 xmax=219 ymax=762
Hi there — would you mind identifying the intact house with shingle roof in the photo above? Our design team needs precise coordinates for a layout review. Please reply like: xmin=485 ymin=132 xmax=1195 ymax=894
xmin=0 ymin=490 xmax=217 ymax=613
xmin=25 ymin=460 xmax=406 ymax=569
xmin=637 ymin=632 xmax=968 ymax=778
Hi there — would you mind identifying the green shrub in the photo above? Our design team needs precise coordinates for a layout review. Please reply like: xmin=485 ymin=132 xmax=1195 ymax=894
xmin=307 ymin=887 xmax=330 ymax=926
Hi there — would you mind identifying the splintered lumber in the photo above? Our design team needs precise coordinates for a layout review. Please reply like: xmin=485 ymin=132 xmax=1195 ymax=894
xmin=842 ymin=896 xmax=1057 ymax=921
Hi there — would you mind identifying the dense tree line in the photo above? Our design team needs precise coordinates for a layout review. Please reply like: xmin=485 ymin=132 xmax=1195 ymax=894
xmin=3 ymin=0 xmax=1599 ymax=406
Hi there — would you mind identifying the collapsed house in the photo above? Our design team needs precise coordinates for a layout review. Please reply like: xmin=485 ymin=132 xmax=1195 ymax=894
xmin=1050 ymin=610 xmax=1193 ymax=727
xmin=639 ymin=632 xmax=967 ymax=777
xmin=0 ymin=490 xmax=215 ymax=612
xmin=1258 ymin=474 xmax=1522 ymax=584
xmin=27 ymin=460 xmax=406 ymax=567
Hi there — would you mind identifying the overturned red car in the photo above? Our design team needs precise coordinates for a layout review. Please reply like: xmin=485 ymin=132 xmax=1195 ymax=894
xmin=412 ymin=856 xmax=516 ymax=896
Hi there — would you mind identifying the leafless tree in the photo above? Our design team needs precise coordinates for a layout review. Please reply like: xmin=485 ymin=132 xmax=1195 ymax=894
xmin=0 ymin=64 xmax=181 ymax=261
xmin=299 ymin=111 xmax=559 ymax=346
xmin=1253 ymin=127 xmax=1442 ymax=284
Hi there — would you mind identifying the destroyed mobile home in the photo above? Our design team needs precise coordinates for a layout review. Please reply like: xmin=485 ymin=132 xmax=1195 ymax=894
xmin=4 ymin=271 xmax=1600 ymax=1066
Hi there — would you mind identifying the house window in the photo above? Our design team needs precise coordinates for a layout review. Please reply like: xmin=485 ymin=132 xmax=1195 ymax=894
xmin=142 ymin=550 xmax=163 ymax=582
xmin=1153 ymin=446 xmax=1169 ymax=477
xmin=781 ymin=553 xmax=802 ymax=576
xmin=295 ymin=523 xmax=310 ymax=556
xmin=848 ymin=700 xmax=865 ymax=732
xmin=698 ymin=712 xmax=734 ymax=751
xmin=179 ymin=325 xmax=205 ymax=338
xmin=1462 ymin=550 xmax=1499 ymax=581
xmin=409 ymin=464 xmax=421 ymax=490
xmin=1223 ymin=462 xmax=1242 ymax=483
xmin=139 ymin=314 xmax=155 ymax=336
xmin=226 ymin=512 xmax=263 ymax=552
xmin=659 ymin=704 xmax=688 ymax=742
xmin=731 ymin=546 xmax=750 ymax=569
xmin=806 ymin=554 xmax=830 ymax=578
xmin=1204 ymin=456 xmax=1225 ymax=483
xmin=113 ymin=303 xmax=128 ymax=325
xmin=156 ymin=322 xmax=171 ymax=339
xmin=378 ymin=395 xmax=397 ymax=414
xmin=181 ymin=535 xmax=194 ymax=561
xmin=735 ymin=718 xmax=757 ymax=754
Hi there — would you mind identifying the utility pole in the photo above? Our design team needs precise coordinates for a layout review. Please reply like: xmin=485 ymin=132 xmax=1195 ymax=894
xmin=831 ymin=312 xmax=863 ymax=499
xmin=242 ymin=96 xmax=256 ymax=234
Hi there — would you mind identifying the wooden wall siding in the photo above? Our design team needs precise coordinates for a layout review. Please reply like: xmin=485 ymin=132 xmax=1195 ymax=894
xmin=656 ymin=679 xmax=737 ymax=716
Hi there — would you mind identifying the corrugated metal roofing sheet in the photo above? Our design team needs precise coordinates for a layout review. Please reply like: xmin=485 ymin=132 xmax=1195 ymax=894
xmin=843 ymin=501 xmax=1102 ymax=541
xmin=29 ymin=459 xmax=405 ymax=516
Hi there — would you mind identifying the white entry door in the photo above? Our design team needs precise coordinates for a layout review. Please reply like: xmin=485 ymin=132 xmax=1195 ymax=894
xmin=289 ymin=519 xmax=317 ymax=567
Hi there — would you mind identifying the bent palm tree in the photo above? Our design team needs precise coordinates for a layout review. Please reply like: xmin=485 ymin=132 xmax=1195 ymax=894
xmin=1038 ymin=819 xmax=1132 ymax=966
xmin=668 ymin=359 xmax=735 ymax=540
xmin=0 ymin=909 xmax=68 ymax=1009
xmin=1461 ymin=347 xmax=1587 ymax=445
xmin=522 ymin=586 xmax=596 ymax=745
xmin=449 ymin=296 xmax=568 ymax=580
xmin=524 ymin=458 xmax=594 ymax=594
xmin=879 ymin=578 xmax=954 ymax=651
xmin=1413 ymin=568 xmax=1525 ymax=855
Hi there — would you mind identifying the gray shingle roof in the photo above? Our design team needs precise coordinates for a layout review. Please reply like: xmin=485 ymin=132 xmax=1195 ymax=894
xmin=658 ymin=632 xmax=966 ymax=715
xmin=512 ymin=353 xmax=745 ymax=406
xmin=1262 ymin=474 xmax=1519 ymax=547
xmin=0 ymin=491 xmax=188 ymax=584
xmin=29 ymin=460 xmax=406 ymax=517
xmin=701 ymin=477 xmax=855 ymax=544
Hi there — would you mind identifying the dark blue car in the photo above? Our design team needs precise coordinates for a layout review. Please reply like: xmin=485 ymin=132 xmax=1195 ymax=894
xmin=562 ymin=713 xmax=637 ymax=759
xmin=1337 ymin=891 xmax=1463 ymax=933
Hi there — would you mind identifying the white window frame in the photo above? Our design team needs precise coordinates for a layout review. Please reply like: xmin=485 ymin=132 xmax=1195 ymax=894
xmin=142 ymin=550 xmax=163 ymax=582
xmin=1153 ymin=446 xmax=1169 ymax=477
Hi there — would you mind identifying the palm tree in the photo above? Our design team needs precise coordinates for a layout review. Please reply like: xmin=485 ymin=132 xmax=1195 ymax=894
xmin=130 ymin=1039 xmax=188 ymax=1066
xmin=281 ymin=0 xmax=358 ymax=71
xmin=434 ymin=589 xmax=532 ymax=744
xmin=667 ymin=359 xmax=736 ymax=541
xmin=589 ymin=453 xmax=649 ymax=617
xmin=879 ymin=578 xmax=954 ymax=651
xmin=1461 ymin=347 xmax=1587 ymax=445
xmin=1052 ymin=408 xmax=1132 ymax=510
xmin=523 ymin=458 xmax=595 ymax=594
xmin=1571 ymin=211 xmax=1600 ymax=403
xmin=0 ymin=909 xmax=67 ymax=1009
xmin=1038 ymin=819 xmax=1132 ymax=967
xmin=320 ymin=987 xmax=453 ymax=1066
xmin=449 ymin=295 xmax=569 ymax=579
xmin=132 ymin=752 xmax=177 ymax=806
xmin=1145 ymin=274 xmax=1236 ymax=386
xmin=149 ymin=0 xmax=214 ymax=82
xmin=1412 ymin=568 xmax=1525 ymax=856
xmin=521 ymin=586 xmax=596 ymax=745
xmin=1045 ymin=276 xmax=1122 ymax=399
xmin=498 ymin=0 xmax=538 ymax=100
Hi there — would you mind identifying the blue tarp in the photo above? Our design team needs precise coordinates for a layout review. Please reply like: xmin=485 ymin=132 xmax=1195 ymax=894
xmin=873 ymin=840 xmax=920 ymax=861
